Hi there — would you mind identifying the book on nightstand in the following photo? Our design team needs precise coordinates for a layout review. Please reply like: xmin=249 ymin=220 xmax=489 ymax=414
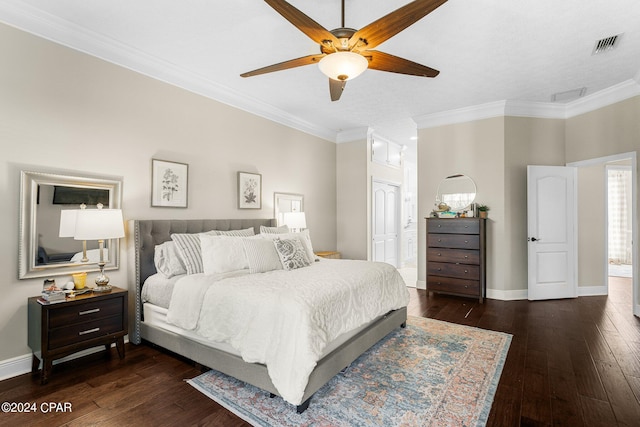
xmin=39 ymin=290 xmax=66 ymax=304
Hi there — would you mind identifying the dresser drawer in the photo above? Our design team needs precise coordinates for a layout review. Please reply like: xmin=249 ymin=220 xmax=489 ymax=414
xmin=427 ymin=219 xmax=479 ymax=234
xmin=49 ymin=315 xmax=124 ymax=350
xmin=49 ymin=297 xmax=123 ymax=328
xmin=427 ymin=275 xmax=480 ymax=296
xmin=427 ymin=248 xmax=479 ymax=265
xmin=428 ymin=261 xmax=480 ymax=279
xmin=428 ymin=234 xmax=480 ymax=250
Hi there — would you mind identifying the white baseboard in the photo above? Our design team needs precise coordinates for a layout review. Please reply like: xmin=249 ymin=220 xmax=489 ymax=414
xmin=416 ymin=280 xmax=426 ymax=290
xmin=577 ymin=285 xmax=607 ymax=296
xmin=486 ymin=288 xmax=529 ymax=300
xmin=0 ymin=341 xmax=127 ymax=382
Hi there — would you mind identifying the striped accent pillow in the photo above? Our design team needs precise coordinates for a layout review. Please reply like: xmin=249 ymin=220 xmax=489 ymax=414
xmin=171 ymin=228 xmax=255 ymax=274
xmin=260 ymin=225 xmax=289 ymax=234
xmin=243 ymin=238 xmax=283 ymax=274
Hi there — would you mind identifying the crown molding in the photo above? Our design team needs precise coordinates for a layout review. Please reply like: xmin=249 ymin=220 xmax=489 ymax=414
xmin=414 ymin=101 xmax=508 ymax=129
xmin=415 ymin=79 xmax=640 ymax=129
xmin=0 ymin=1 xmax=337 ymax=142
xmin=336 ymin=127 xmax=369 ymax=143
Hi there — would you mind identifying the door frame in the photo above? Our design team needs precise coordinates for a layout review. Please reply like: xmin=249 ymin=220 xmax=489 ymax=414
xmin=371 ymin=178 xmax=402 ymax=267
xmin=568 ymin=152 xmax=639 ymax=317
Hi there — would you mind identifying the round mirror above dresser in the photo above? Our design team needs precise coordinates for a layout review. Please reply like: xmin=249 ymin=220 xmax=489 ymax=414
xmin=436 ymin=174 xmax=476 ymax=212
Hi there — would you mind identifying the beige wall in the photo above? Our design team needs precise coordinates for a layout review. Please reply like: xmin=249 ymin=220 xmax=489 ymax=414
xmin=566 ymin=97 xmax=640 ymax=304
xmin=504 ymin=117 xmax=565 ymax=292
xmin=0 ymin=23 xmax=336 ymax=363
xmin=577 ymin=164 xmax=607 ymax=288
xmin=336 ymin=140 xmax=368 ymax=259
xmin=418 ymin=117 xmax=506 ymax=293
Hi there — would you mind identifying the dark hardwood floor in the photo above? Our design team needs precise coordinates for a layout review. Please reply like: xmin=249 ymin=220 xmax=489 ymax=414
xmin=2 ymin=278 xmax=639 ymax=426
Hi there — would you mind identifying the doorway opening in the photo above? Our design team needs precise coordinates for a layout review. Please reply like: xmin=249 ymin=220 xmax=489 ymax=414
xmin=569 ymin=152 xmax=638 ymax=317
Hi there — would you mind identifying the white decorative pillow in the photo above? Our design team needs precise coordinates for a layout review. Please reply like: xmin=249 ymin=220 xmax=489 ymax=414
xmin=274 ymin=238 xmax=311 ymax=270
xmin=170 ymin=228 xmax=254 ymax=274
xmin=242 ymin=238 xmax=283 ymax=274
xmin=154 ymin=241 xmax=187 ymax=278
xmin=261 ymin=230 xmax=317 ymax=262
xmin=211 ymin=227 xmax=255 ymax=237
xmin=260 ymin=225 xmax=289 ymax=234
xmin=200 ymin=234 xmax=249 ymax=274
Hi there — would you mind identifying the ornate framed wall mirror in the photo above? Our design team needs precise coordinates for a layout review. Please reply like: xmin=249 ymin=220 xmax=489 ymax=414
xmin=436 ymin=174 xmax=477 ymax=212
xmin=19 ymin=170 xmax=123 ymax=279
xmin=274 ymin=192 xmax=304 ymax=226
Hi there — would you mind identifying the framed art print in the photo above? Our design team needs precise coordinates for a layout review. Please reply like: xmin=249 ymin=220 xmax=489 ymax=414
xmin=238 ymin=171 xmax=262 ymax=209
xmin=151 ymin=159 xmax=188 ymax=208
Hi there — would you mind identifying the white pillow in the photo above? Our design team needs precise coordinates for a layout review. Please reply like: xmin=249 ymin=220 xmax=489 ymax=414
xmin=261 ymin=230 xmax=317 ymax=262
xmin=212 ymin=227 xmax=255 ymax=237
xmin=154 ymin=241 xmax=187 ymax=278
xmin=171 ymin=228 xmax=255 ymax=274
xmin=200 ymin=234 xmax=249 ymax=274
xmin=243 ymin=238 xmax=283 ymax=274
xmin=260 ymin=225 xmax=289 ymax=234
xmin=274 ymin=238 xmax=311 ymax=270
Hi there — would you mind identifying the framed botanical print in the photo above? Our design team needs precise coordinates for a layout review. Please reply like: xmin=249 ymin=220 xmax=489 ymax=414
xmin=151 ymin=159 xmax=188 ymax=208
xmin=238 ymin=171 xmax=262 ymax=209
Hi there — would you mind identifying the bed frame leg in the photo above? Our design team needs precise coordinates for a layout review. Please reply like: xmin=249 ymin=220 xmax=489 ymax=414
xmin=296 ymin=397 xmax=311 ymax=413
xmin=269 ymin=393 xmax=276 ymax=398
xmin=401 ymin=321 xmax=407 ymax=328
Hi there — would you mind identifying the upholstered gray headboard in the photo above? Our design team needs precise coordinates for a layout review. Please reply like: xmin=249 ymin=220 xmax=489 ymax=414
xmin=127 ymin=218 xmax=276 ymax=344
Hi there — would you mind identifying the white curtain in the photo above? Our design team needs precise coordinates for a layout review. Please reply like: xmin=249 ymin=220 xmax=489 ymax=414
xmin=608 ymin=168 xmax=632 ymax=265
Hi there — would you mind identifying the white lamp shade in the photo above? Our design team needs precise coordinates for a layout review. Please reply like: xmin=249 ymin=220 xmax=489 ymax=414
xmin=318 ymin=52 xmax=368 ymax=81
xmin=283 ymin=211 xmax=307 ymax=229
xmin=73 ymin=209 xmax=125 ymax=240
xmin=59 ymin=210 xmax=78 ymax=237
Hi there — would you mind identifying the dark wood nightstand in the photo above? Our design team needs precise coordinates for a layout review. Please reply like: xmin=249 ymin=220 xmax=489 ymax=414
xmin=28 ymin=286 xmax=128 ymax=384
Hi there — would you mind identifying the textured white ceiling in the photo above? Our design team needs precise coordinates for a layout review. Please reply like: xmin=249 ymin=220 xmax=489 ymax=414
xmin=1 ymin=0 xmax=640 ymax=143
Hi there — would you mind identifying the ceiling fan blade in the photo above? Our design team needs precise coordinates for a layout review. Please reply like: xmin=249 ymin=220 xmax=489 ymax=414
xmin=241 ymin=54 xmax=325 ymax=77
xmin=264 ymin=0 xmax=339 ymax=48
xmin=349 ymin=0 xmax=448 ymax=51
xmin=365 ymin=50 xmax=439 ymax=77
xmin=329 ymin=78 xmax=346 ymax=101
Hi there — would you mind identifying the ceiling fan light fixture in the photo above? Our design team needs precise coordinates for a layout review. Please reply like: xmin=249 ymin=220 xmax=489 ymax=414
xmin=318 ymin=51 xmax=368 ymax=81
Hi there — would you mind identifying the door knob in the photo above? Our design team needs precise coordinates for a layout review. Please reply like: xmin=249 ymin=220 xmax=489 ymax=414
xmin=528 ymin=237 xmax=540 ymax=242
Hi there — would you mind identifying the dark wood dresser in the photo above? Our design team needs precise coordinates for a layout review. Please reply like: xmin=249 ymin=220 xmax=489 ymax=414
xmin=426 ymin=218 xmax=487 ymax=303
xmin=28 ymin=286 xmax=128 ymax=383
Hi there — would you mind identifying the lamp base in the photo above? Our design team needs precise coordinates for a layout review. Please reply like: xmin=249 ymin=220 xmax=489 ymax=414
xmin=93 ymin=284 xmax=112 ymax=293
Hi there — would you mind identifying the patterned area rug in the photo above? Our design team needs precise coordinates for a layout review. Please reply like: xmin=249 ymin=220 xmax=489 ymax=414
xmin=188 ymin=316 xmax=511 ymax=427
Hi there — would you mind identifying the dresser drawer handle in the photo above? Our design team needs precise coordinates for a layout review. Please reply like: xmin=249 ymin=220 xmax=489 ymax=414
xmin=464 ymin=270 xmax=468 ymax=273
xmin=464 ymin=255 xmax=468 ymax=258
xmin=464 ymin=285 xmax=469 ymax=288
xmin=438 ymin=239 xmax=442 ymax=242
xmin=464 ymin=240 xmax=469 ymax=243
xmin=437 ymin=253 xmax=441 ymax=256
xmin=437 ymin=224 xmax=441 ymax=227
xmin=79 ymin=327 xmax=100 ymax=336
xmin=437 ymin=268 xmax=442 ymax=271
xmin=79 ymin=308 xmax=100 ymax=316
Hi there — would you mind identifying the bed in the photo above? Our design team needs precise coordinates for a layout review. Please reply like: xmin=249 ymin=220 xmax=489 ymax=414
xmin=127 ymin=218 xmax=408 ymax=412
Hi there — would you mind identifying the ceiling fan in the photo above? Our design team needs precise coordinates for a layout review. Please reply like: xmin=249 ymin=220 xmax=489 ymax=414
xmin=240 ymin=0 xmax=448 ymax=101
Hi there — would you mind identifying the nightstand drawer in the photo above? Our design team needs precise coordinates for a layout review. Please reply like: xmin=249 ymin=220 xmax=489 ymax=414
xmin=49 ymin=298 xmax=123 ymax=328
xmin=427 ymin=276 xmax=480 ymax=296
xmin=428 ymin=261 xmax=480 ymax=279
xmin=428 ymin=234 xmax=479 ymax=250
xmin=49 ymin=315 xmax=124 ymax=350
xmin=427 ymin=248 xmax=479 ymax=265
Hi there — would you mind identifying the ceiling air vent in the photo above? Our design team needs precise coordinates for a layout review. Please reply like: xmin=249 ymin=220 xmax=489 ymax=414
xmin=593 ymin=34 xmax=621 ymax=54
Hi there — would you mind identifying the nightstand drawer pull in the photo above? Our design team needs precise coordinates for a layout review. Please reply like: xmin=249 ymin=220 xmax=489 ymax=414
xmin=79 ymin=327 xmax=100 ymax=336
xmin=79 ymin=308 xmax=100 ymax=316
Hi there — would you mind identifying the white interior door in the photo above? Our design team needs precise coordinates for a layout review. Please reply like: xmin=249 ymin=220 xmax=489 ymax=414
xmin=372 ymin=181 xmax=399 ymax=267
xmin=527 ymin=165 xmax=578 ymax=300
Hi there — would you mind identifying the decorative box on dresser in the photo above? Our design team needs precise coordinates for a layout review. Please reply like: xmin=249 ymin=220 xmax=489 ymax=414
xmin=426 ymin=218 xmax=487 ymax=303
xmin=28 ymin=287 xmax=128 ymax=384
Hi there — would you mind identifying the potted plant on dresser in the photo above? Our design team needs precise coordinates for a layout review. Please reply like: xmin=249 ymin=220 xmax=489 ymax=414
xmin=477 ymin=204 xmax=490 ymax=218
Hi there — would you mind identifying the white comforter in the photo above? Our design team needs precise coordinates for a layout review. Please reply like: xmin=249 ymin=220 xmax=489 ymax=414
xmin=165 ymin=258 xmax=409 ymax=405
